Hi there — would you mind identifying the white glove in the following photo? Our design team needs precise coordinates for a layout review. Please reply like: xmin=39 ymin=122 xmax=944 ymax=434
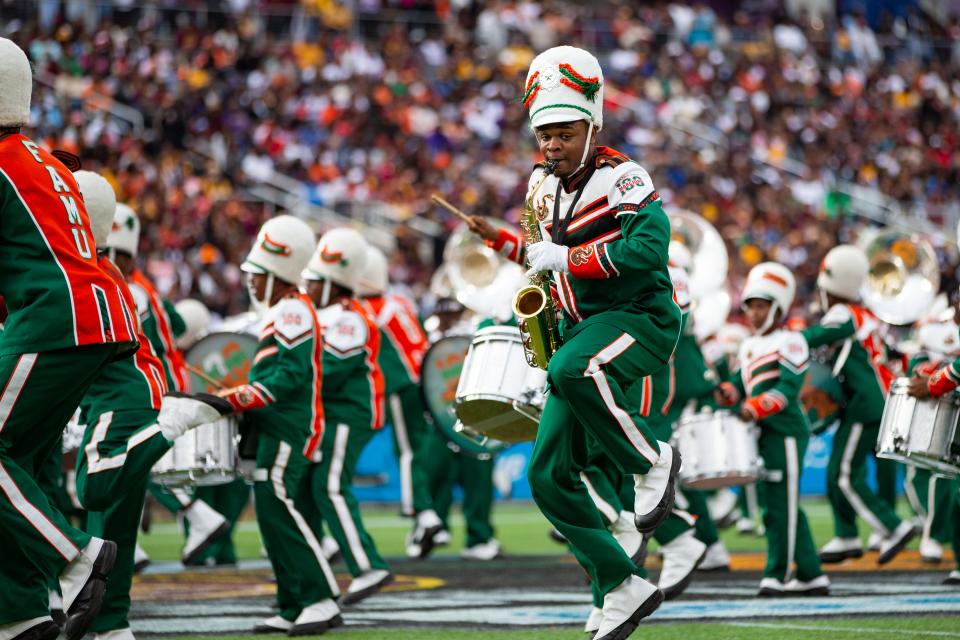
xmin=525 ymin=241 xmax=569 ymax=277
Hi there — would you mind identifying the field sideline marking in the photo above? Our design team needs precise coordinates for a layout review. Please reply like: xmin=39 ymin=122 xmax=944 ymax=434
xmin=726 ymin=621 xmax=960 ymax=637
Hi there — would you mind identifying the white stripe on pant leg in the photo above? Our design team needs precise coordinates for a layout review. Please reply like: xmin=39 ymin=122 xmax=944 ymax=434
xmin=270 ymin=442 xmax=339 ymax=596
xmin=390 ymin=393 xmax=414 ymax=516
xmin=837 ymin=423 xmax=888 ymax=535
xmin=88 ymin=422 xmax=167 ymax=475
xmin=583 ymin=334 xmax=659 ymax=464
xmin=580 ymin=472 xmax=618 ymax=525
xmin=745 ymin=483 xmax=760 ymax=520
xmin=785 ymin=437 xmax=798 ymax=583
xmin=0 ymin=353 xmax=79 ymax=560
xmin=0 ymin=353 xmax=37 ymax=433
xmin=328 ymin=423 xmax=371 ymax=571
xmin=922 ymin=475 xmax=938 ymax=543
xmin=904 ymin=465 xmax=925 ymax=519
xmin=172 ymin=488 xmax=192 ymax=507
xmin=671 ymin=508 xmax=696 ymax=527
xmin=674 ymin=488 xmax=690 ymax=511
xmin=0 ymin=460 xmax=78 ymax=560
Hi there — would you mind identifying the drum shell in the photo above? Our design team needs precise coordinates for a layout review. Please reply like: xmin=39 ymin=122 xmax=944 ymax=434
xmin=454 ymin=326 xmax=543 ymax=443
xmin=151 ymin=416 xmax=238 ymax=487
xmin=877 ymin=378 xmax=960 ymax=477
xmin=674 ymin=411 xmax=762 ymax=490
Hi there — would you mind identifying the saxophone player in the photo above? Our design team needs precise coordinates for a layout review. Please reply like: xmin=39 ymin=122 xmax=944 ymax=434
xmin=468 ymin=46 xmax=681 ymax=640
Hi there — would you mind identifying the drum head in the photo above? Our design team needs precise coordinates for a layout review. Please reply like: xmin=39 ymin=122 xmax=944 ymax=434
xmin=186 ymin=332 xmax=260 ymax=392
xmin=421 ymin=335 xmax=509 ymax=458
xmin=800 ymin=360 xmax=844 ymax=433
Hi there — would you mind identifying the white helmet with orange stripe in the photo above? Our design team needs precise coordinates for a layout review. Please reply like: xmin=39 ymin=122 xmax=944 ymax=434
xmin=74 ymin=170 xmax=117 ymax=248
xmin=242 ymin=215 xmax=316 ymax=310
xmin=0 ymin=38 xmax=31 ymax=128
xmin=356 ymin=245 xmax=389 ymax=297
xmin=742 ymin=262 xmax=796 ymax=335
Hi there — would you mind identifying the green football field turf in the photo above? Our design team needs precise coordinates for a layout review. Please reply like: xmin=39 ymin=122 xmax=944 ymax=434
xmin=164 ymin=615 xmax=960 ymax=639
xmin=138 ymin=497 xmax=920 ymax=561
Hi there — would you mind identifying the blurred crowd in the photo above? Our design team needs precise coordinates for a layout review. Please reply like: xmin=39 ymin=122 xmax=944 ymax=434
xmin=4 ymin=0 xmax=960 ymax=320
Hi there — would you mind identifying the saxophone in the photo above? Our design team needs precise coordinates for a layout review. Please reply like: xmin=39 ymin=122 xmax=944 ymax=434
xmin=513 ymin=160 xmax=561 ymax=370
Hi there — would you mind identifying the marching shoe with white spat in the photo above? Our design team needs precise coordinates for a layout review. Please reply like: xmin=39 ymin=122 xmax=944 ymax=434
xmin=92 ymin=628 xmax=136 ymax=640
xmin=341 ymin=569 xmax=393 ymax=605
xmin=549 ymin=528 xmax=568 ymax=545
xmin=133 ymin=543 xmax=150 ymax=574
xmin=408 ymin=509 xmax=443 ymax=560
xmin=434 ymin=529 xmax=451 ymax=546
xmin=633 ymin=443 xmax=681 ymax=533
xmin=253 ymin=616 xmax=293 ymax=634
xmin=818 ymin=537 xmax=863 ymax=563
xmin=867 ymin=531 xmax=883 ymax=552
xmin=461 ymin=538 xmax=502 ymax=561
xmin=920 ymin=537 xmax=944 ymax=563
xmin=657 ymin=531 xmax=707 ymax=600
xmin=320 ymin=536 xmax=341 ymax=563
xmin=61 ymin=538 xmax=118 ymax=640
xmin=404 ymin=533 xmax=422 ymax=560
xmin=784 ymin=574 xmax=830 ymax=596
xmin=48 ymin=589 xmax=65 ymax=628
xmin=592 ymin=575 xmax=663 ymax=640
xmin=943 ymin=570 xmax=960 ymax=585
xmin=697 ymin=541 xmax=731 ymax=572
xmin=1 ymin=618 xmax=61 ymax=640
xmin=757 ymin=577 xmax=787 ymax=597
xmin=878 ymin=522 xmax=918 ymax=565
xmin=735 ymin=518 xmax=757 ymax=535
xmin=707 ymin=489 xmax=739 ymax=529
xmin=611 ymin=511 xmax=645 ymax=568
xmin=584 ymin=607 xmax=603 ymax=635
xmin=181 ymin=500 xmax=230 ymax=565
xmin=288 ymin=599 xmax=343 ymax=636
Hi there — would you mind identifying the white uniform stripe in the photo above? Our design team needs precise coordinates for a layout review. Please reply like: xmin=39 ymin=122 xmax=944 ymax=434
xmin=837 ymin=423 xmax=888 ymax=535
xmin=903 ymin=466 xmax=924 ymax=518
xmin=584 ymin=334 xmax=659 ymax=464
xmin=0 ymin=353 xmax=37 ymax=433
xmin=327 ymin=423 xmax=371 ymax=570
xmin=922 ymin=474 xmax=938 ymax=543
xmin=0 ymin=459 xmax=78 ymax=560
xmin=785 ymin=436 xmax=799 ymax=583
xmin=269 ymin=442 xmax=339 ymax=595
xmin=391 ymin=394 xmax=415 ymax=516
xmin=580 ymin=472 xmax=618 ymax=525
xmin=672 ymin=507 xmax=697 ymax=527
xmin=85 ymin=414 xmax=165 ymax=474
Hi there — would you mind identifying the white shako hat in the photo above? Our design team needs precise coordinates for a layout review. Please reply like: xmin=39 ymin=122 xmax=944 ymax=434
xmin=0 ymin=38 xmax=31 ymax=127
xmin=174 ymin=299 xmax=211 ymax=350
xmin=742 ymin=262 xmax=796 ymax=334
xmin=74 ymin=171 xmax=117 ymax=247
xmin=356 ymin=244 xmax=389 ymax=297
xmin=105 ymin=203 xmax=141 ymax=257
xmin=242 ymin=215 xmax=316 ymax=286
xmin=524 ymin=46 xmax=603 ymax=132
xmin=817 ymin=244 xmax=869 ymax=301
xmin=302 ymin=227 xmax=368 ymax=293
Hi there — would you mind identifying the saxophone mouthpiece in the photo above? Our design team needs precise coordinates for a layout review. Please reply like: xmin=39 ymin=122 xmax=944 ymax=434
xmin=543 ymin=160 xmax=558 ymax=175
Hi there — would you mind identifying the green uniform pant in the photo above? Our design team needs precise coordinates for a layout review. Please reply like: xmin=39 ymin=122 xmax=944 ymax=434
xmin=827 ymin=421 xmax=902 ymax=538
xmin=528 ymin=323 xmax=666 ymax=599
xmin=311 ymin=423 xmax=389 ymax=577
xmin=875 ymin=456 xmax=899 ymax=512
xmin=0 ymin=345 xmax=118 ymax=623
xmin=189 ymin=480 xmax=250 ymax=565
xmin=422 ymin=430 xmax=495 ymax=546
xmin=74 ymin=408 xmax=173 ymax=632
xmin=388 ymin=384 xmax=434 ymax=517
xmin=255 ymin=436 xmax=339 ymax=621
xmin=906 ymin=467 xmax=955 ymax=545
xmin=759 ymin=431 xmax=822 ymax=582
xmin=147 ymin=481 xmax=191 ymax=514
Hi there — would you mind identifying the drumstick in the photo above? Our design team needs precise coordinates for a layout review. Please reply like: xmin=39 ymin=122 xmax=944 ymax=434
xmin=187 ymin=364 xmax=227 ymax=390
xmin=430 ymin=194 xmax=473 ymax=224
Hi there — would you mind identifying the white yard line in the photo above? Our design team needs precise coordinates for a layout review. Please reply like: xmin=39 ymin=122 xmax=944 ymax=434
xmin=726 ymin=621 xmax=960 ymax=637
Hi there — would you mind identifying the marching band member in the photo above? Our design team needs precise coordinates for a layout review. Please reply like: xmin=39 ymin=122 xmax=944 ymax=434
xmin=905 ymin=319 xmax=959 ymax=565
xmin=301 ymin=228 xmax=393 ymax=604
xmin=470 ymin=46 xmax=681 ymax=639
xmin=0 ymin=38 xmax=138 ymax=640
xmin=419 ymin=298 xmax=501 ymax=559
xmin=802 ymin=246 xmax=916 ymax=564
xmin=102 ymin=204 xmax=229 ymax=565
xmin=356 ymin=246 xmax=444 ymax=559
xmin=72 ymin=171 xmax=231 ymax=640
xmin=716 ymin=262 xmax=829 ymax=596
xmin=215 ymin=216 xmax=342 ymax=635
xmin=907 ymin=313 xmax=960 ymax=586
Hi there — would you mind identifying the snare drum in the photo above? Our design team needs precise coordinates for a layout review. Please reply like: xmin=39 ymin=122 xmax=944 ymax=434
xmin=454 ymin=325 xmax=545 ymax=443
xmin=151 ymin=416 xmax=239 ymax=487
xmin=877 ymin=378 xmax=960 ymax=477
xmin=674 ymin=410 xmax=762 ymax=490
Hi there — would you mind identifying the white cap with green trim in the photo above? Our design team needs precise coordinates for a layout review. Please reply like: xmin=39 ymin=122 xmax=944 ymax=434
xmin=523 ymin=46 xmax=603 ymax=131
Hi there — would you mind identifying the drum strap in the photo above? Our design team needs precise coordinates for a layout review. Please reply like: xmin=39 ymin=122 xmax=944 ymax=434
xmin=832 ymin=338 xmax=853 ymax=377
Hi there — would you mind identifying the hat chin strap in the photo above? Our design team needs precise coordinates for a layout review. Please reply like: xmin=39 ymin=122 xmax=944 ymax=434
xmin=818 ymin=289 xmax=831 ymax=314
xmin=755 ymin=301 xmax=780 ymax=336
xmin=319 ymin=279 xmax=332 ymax=309
xmin=250 ymin=273 xmax=275 ymax=313
xmin=564 ymin=120 xmax=595 ymax=176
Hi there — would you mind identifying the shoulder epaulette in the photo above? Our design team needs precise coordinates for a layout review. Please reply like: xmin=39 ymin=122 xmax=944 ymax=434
xmin=594 ymin=146 xmax=631 ymax=169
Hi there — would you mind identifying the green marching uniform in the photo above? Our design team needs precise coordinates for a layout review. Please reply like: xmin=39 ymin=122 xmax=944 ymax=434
xmin=308 ymin=299 xmax=390 ymax=579
xmin=0 ymin=132 xmax=137 ymax=626
xmin=494 ymin=147 xmax=681 ymax=599
xmin=423 ymin=432 xmax=496 ymax=548
xmin=219 ymin=292 xmax=340 ymax=624
xmin=724 ymin=327 xmax=825 ymax=588
xmin=74 ymin=258 xmax=175 ymax=635
xmin=802 ymin=304 xmax=906 ymax=545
